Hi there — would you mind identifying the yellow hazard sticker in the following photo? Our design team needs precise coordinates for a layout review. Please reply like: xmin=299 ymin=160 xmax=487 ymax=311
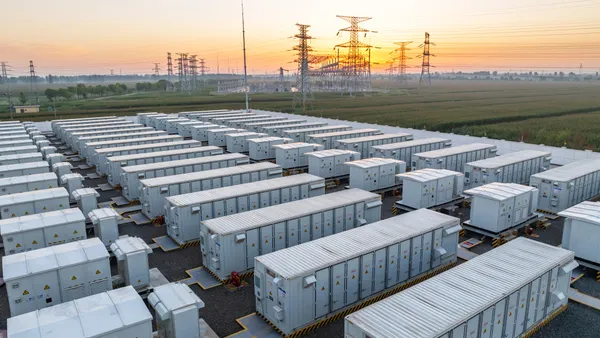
xmin=264 ymin=240 xmax=268 ymax=243
xmin=352 ymin=275 xmax=355 ymax=279
xmin=44 ymin=285 xmax=50 ymax=290
xmin=11 ymin=214 xmax=15 ymax=217
xmin=54 ymin=233 xmax=58 ymax=238
xmin=59 ymin=204 xmax=63 ymax=208
xmin=23 ymin=290 xmax=29 ymax=295
xmin=34 ymin=188 xmax=38 ymax=190
xmin=71 ymin=276 xmax=77 ymax=281
xmin=96 ymin=270 xmax=101 ymax=275
xmin=24 ymin=211 xmax=29 ymax=215
xmin=336 ymin=281 xmax=340 ymax=285
xmin=16 ymin=243 xmax=21 ymax=248
xmin=138 ymin=279 xmax=141 ymax=283
xmin=32 ymin=240 xmax=37 ymax=245
xmin=73 ymin=230 xmax=78 ymax=234
xmin=251 ymin=243 xmax=255 ymax=247
xmin=321 ymin=287 xmax=325 ymax=291
xmin=364 ymin=270 xmax=369 ymax=274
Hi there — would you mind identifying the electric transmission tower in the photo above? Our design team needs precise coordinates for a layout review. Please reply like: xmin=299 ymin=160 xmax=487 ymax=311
xmin=292 ymin=23 xmax=314 ymax=112
xmin=189 ymin=55 xmax=198 ymax=91
xmin=153 ymin=63 xmax=161 ymax=77
xmin=167 ymin=52 xmax=174 ymax=92
xmin=199 ymin=58 xmax=209 ymax=76
xmin=335 ymin=15 xmax=376 ymax=95
xmin=417 ymin=33 xmax=435 ymax=89
xmin=1 ymin=62 xmax=12 ymax=108
xmin=29 ymin=60 xmax=39 ymax=104
xmin=277 ymin=67 xmax=289 ymax=92
xmin=392 ymin=41 xmax=412 ymax=84
xmin=0 ymin=62 xmax=8 ymax=84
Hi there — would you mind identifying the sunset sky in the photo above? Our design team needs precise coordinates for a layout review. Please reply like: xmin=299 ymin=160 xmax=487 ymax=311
xmin=3 ymin=0 xmax=600 ymax=76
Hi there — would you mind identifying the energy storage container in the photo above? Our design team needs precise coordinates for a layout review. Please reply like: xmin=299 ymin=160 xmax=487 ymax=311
xmin=0 ymin=208 xmax=86 ymax=255
xmin=46 ymin=153 xmax=64 ymax=167
xmin=136 ymin=111 xmax=159 ymax=124
xmin=190 ymin=123 xmax=222 ymax=142
xmin=28 ymin=130 xmax=42 ymax=139
xmin=76 ymin=129 xmax=166 ymax=153
xmin=0 ymin=134 xmax=30 ymax=142
xmin=529 ymin=159 xmax=600 ymax=214
xmin=0 ymin=145 xmax=38 ymax=156
xmin=0 ymin=152 xmax=43 ymax=166
xmin=464 ymin=150 xmax=552 ymax=188
xmin=144 ymin=113 xmax=167 ymax=127
xmin=201 ymin=112 xmax=251 ymax=122
xmin=51 ymin=116 xmax=117 ymax=134
xmin=228 ymin=117 xmax=287 ymax=129
xmin=148 ymin=282 xmax=205 ymax=338
xmin=207 ymin=128 xmax=245 ymax=146
xmin=68 ymin=126 xmax=154 ymax=149
xmin=0 ymin=125 xmax=24 ymax=132
xmin=121 ymin=153 xmax=250 ymax=200
xmin=60 ymin=173 xmax=84 ymax=199
xmin=0 ymin=139 xmax=33 ymax=149
xmin=55 ymin=119 xmax=125 ymax=139
xmin=106 ymin=146 xmax=223 ymax=187
xmin=347 ymin=158 xmax=406 ymax=191
xmin=412 ymin=143 xmax=498 ymax=172
xmin=177 ymin=120 xmax=207 ymax=137
xmin=140 ymin=162 xmax=283 ymax=218
xmin=396 ymin=169 xmax=465 ymax=209
xmin=344 ymin=237 xmax=576 ymax=338
xmin=226 ymin=132 xmax=267 ymax=153
xmin=165 ymin=118 xmax=190 ymax=134
xmin=245 ymin=119 xmax=305 ymax=133
xmin=201 ymin=188 xmax=382 ymax=281
xmin=60 ymin=120 xmax=136 ymax=140
xmin=153 ymin=115 xmax=179 ymax=130
xmin=52 ymin=162 xmax=72 ymax=179
xmin=179 ymin=109 xmax=229 ymax=118
xmin=308 ymin=129 xmax=381 ymax=149
xmin=94 ymin=140 xmax=204 ymax=174
xmin=335 ymin=133 xmax=413 ymax=158
xmin=284 ymin=125 xmax=352 ymax=142
xmin=72 ymin=188 xmax=100 ymax=219
xmin=0 ymin=129 xmax=28 ymax=136
xmin=254 ymin=208 xmax=460 ymax=336
xmin=0 ymin=173 xmax=58 ymax=196
xmin=3 ymin=237 xmax=112 ymax=316
xmin=248 ymin=137 xmax=293 ymax=161
xmin=36 ymin=140 xmax=50 ymax=152
xmin=31 ymin=135 xmax=46 ymax=144
xmin=305 ymin=149 xmax=361 ymax=179
xmin=40 ymin=146 xmax=57 ymax=159
xmin=83 ymin=134 xmax=183 ymax=162
xmin=373 ymin=138 xmax=451 ymax=164
xmin=89 ymin=208 xmax=121 ymax=246
xmin=110 ymin=236 xmax=153 ymax=289
xmin=0 ymin=161 xmax=49 ymax=179
xmin=262 ymin=122 xmax=328 ymax=136
xmin=559 ymin=201 xmax=600 ymax=266
xmin=217 ymin=114 xmax=272 ymax=126
xmin=465 ymin=183 xmax=539 ymax=233
xmin=273 ymin=143 xmax=325 ymax=169
xmin=211 ymin=114 xmax=258 ymax=125
xmin=165 ymin=174 xmax=326 ymax=245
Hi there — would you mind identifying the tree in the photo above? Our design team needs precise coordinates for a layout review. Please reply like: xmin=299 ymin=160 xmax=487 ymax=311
xmin=58 ymin=88 xmax=73 ymax=100
xmin=492 ymin=71 xmax=498 ymax=76
xmin=45 ymin=88 xmax=58 ymax=101
xmin=18 ymin=92 xmax=27 ymax=105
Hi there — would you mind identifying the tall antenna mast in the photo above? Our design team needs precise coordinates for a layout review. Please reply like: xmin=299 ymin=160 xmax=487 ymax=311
xmin=241 ymin=0 xmax=249 ymax=112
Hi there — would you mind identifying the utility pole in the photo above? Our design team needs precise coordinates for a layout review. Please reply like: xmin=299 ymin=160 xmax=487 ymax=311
xmin=2 ymin=62 xmax=12 ymax=111
xmin=217 ymin=53 xmax=220 ymax=75
xmin=292 ymin=23 xmax=314 ymax=112
xmin=241 ymin=0 xmax=249 ymax=112
xmin=29 ymin=60 xmax=39 ymax=104
xmin=335 ymin=15 xmax=376 ymax=95
xmin=418 ymin=32 xmax=435 ymax=89
xmin=392 ymin=41 xmax=412 ymax=84
xmin=153 ymin=63 xmax=161 ymax=77
xmin=110 ymin=69 xmax=114 ymax=76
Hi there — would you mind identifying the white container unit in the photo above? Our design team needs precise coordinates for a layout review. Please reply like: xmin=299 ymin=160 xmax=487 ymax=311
xmin=148 ymin=282 xmax=205 ymax=338
xmin=201 ymin=188 xmax=382 ymax=281
xmin=397 ymin=169 xmax=465 ymax=209
xmin=60 ymin=173 xmax=84 ymax=199
xmin=6 ymin=286 xmax=151 ymax=338
xmin=284 ymin=125 xmax=352 ymax=143
xmin=121 ymin=153 xmax=250 ymax=201
xmin=261 ymin=122 xmax=328 ymax=136
xmin=60 ymin=121 xmax=136 ymax=140
xmin=412 ymin=143 xmax=498 ymax=172
xmin=0 ymin=173 xmax=58 ymax=196
xmin=372 ymin=137 xmax=451 ymax=163
xmin=72 ymin=188 xmax=100 ymax=219
xmin=89 ymin=208 xmax=121 ymax=246
xmin=464 ymin=150 xmax=552 ymax=188
xmin=0 ymin=153 xmax=43 ymax=166
xmin=153 ymin=115 xmax=180 ymax=130
xmin=36 ymin=141 xmax=50 ymax=152
xmin=46 ymin=153 xmax=64 ymax=167
xmin=68 ymin=126 xmax=154 ymax=149
xmin=210 ymin=113 xmax=257 ymax=124
xmin=465 ymin=183 xmax=539 ymax=234
xmin=110 ymin=236 xmax=153 ymax=289
xmin=255 ymin=208 xmax=460 ymax=335
xmin=76 ymin=129 xmax=166 ymax=154
xmin=177 ymin=120 xmax=207 ymax=137
xmin=0 ymin=134 xmax=30 ymax=142
xmin=530 ymin=159 xmax=600 ymax=214
xmin=335 ymin=133 xmax=413 ymax=158
xmin=307 ymin=128 xmax=381 ymax=149
xmin=306 ymin=149 xmax=361 ymax=179
xmin=136 ymin=111 xmax=159 ymax=124
xmin=165 ymin=118 xmax=190 ymax=134
xmin=345 ymin=238 xmax=576 ymax=338
xmin=94 ymin=140 xmax=204 ymax=175
xmin=51 ymin=116 xmax=117 ymax=134
xmin=0 ymin=188 xmax=69 ymax=219
xmin=31 ymin=135 xmax=46 ymax=144
xmin=248 ymin=137 xmax=293 ymax=161
xmin=143 ymin=113 xmax=167 ymax=127
xmin=0 ymin=139 xmax=33 ymax=149
xmin=0 ymin=129 xmax=27 ymax=136
xmin=0 ymin=208 xmax=86 ymax=255
xmin=106 ymin=146 xmax=223 ymax=187
xmin=273 ymin=143 xmax=325 ymax=169
xmin=3 ymin=237 xmax=112 ymax=316
xmin=0 ymin=145 xmax=39 ymax=156
xmin=226 ymin=132 xmax=267 ymax=153
xmin=165 ymin=174 xmax=326 ymax=246
xmin=190 ymin=124 xmax=222 ymax=142
xmin=84 ymin=134 xmax=183 ymax=162
xmin=140 ymin=162 xmax=283 ymax=218
xmin=201 ymin=112 xmax=250 ymax=122
xmin=347 ymin=158 xmax=406 ymax=191
xmin=55 ymin=119 xmax=125 ymax=139
xmin=207 ymin=128 xmax=245 ymax=147
xmin=245 ymin=119 xmax=305 ymax=133
xmin=228 ymin=117 xmax=288 ymax=129
xmin=216 ymin=114 xmax=271 ymax=126
xmin=41 ymin=146 xmax=57 ymax=159
xmin=52 ymin=162 xmax=72 ymax=180
xmin=0 ymin=161 xmax=49 ymax=178
xmin=559 ymin=201 xmax=600 ymax=266
xmin=179 ymin=109 xmax=229 ymax=118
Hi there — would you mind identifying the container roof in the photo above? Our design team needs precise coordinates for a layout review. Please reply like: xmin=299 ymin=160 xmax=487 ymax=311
xmin=121 ymin=153 xmax=248 ymax=173
xmin=140 ymin=162 xmax=281 ymax=187
xmin=308 ymin=128 xmax=380 ymax=139
xmin=225 ymin=132 xmax=265 ymax=137
xmin=0 ymin=208 xmax=85 ymax=236
xmin=63 ymin=121 xmax=136 ymax=131
xmin=202 ymin=189 xmax=379 ymax=235
xmin=256 ymin=209 xmax=459 ymax=279
xmin=396 ymin=168 xmax=461 ymax=182
xmin=0 ymin=152 xmax=43 ymax=161
xmin=190 ymin=124 xmax=220 ymax=129
xmin=371 ymin=138 xmax=451 ymax=151
xmin=70 ymin=126 xmax=151 ymax=136
xmin=150 ymin=283 xmax=204 ymax=312
xmin=72 ymin=188 xmax=100 ymax=200
xmin=0 ymin=161 xmax=48 ymax=173
xmin=346 ymin=158 xmax=404 ymax=169
xmin=86 ymin=135 xmax=181 ymax=147
xmin=167 ymin=174 xmax=324 ymax=207
xmin=558 ymin=201 xmax=600 ymax=225
xmin=464 ymin=182 xmax=536 ymax=200
xmin=0 ymin=187 xmax=68 ymax=206
xmin=272 ymin=142 xmax=322 ymax=150
xmin=0 ymin=172 xmax=56 ymax=188
xmin=95 ymin=140 xmax=201 ymax=154
xmin=336 ymin=133 xmax=413 ymax=144
xmin=52 ymin=162 xmax=73 ymax=169
xmin=112 ymin=236 xmax=150 ymax=254
xmin=178 ymin=121 xmax=207 ymax=125
xmin=0 ymin=145 xmax=38 ymax=153
xmin=0 ymin=140 xmax=32 ymax=146
xmin=207 ymin=128 xmax=244 ymax=133
xmin=245 ymin=119 xmax=305 ymax=126
xmin=344 ymin=238 xmax=574 ymax=338
xmin=531 ymin=159 xmax=600 ymax=182
xmin=78 ymin=130 xmax=161 ymax=141
xmin=107 ymin=146 xmax=221 ymax=162
xmin=88 ymin=208 xmax=121 ymax=221
xmin=304 ymin=149 xmax=360 ymax=158
xmin=284 ymin=125 xmax=350 ymax=134
xmin=247 ymin=136 xmax=289 ymax=143
xmin=466 ymin=150 xmax=551 ymax=169
xmin=414 ymin=143 xmax=496 ymax=158
xmin=60 ymin=173 xmax=84 ymax=183
xmin=262 ymin=122 xmax=326 ymax=130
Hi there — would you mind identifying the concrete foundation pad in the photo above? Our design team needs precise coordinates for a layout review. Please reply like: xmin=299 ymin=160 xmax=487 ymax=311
xmin=97 ymin=183 xmax=113 ymax=191
xmin=78 ymin=164 xmax=92 ymax=170
xmin=130 ymin=212 xmax=151 ymax=225
xmin=227 ymin=313 xmax=281 ymax=338
xmin=111 ymin=196 xmax=131 ymax=206
xmin=183 ymin=267 xmax=222 ymax=290
xmin=153 ymin=235 xmax=180 ymax=252
xmin=114 ymin=204 xmax=142 ymax=214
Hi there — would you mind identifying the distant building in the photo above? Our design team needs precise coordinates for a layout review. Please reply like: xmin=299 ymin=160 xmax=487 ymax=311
xmin=13 ymin=105 xmax=40 ymax=114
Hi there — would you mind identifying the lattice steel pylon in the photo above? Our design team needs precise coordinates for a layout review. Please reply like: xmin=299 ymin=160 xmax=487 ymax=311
xmin=292 ymin=23 xmax=314 ymax=112
xmin=277 ymin=67 xmax=289 ymax=92
xmin=392 ymin=41 xmax=412 ymax=84
xmin=167 ymin=52 xmax=174 ymax=91
xmin=29 ymin=60 xmax=39 ymax=104
xmin=335 ymin=15 xmax=375 ymax=95
xmin=189 ymin=55 xmax=198 ymax=91
xmin=417 ymin=33 xmax=435 ymax=89
xmin=153 ymin=63 xmax=161 ymax=76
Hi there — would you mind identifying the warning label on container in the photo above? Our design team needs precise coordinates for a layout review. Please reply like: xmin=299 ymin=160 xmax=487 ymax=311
xmin=71 ymin=276 xmax=77 ymax=281
xmin=96 ymin=270 xmax=101 ymax=275
xmin=54 ymin=234 xmax=58 ymax=238
xmin=15 ymin=243 xmax=21 ymax=248
xmin=43 ymin=207 xmax=47 ymax=210
xmin=22 ymin=290 xmax=29 ymax=295
xmin=73 ymin=230 xmax=78 ymax=234
xmin=44 ymin=285 xmax=50 ymax=290
xmin=32 ymin=240 xmax=37 ymax=245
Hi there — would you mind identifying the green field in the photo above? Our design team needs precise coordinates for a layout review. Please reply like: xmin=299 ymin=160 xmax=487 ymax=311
xmin=2 ymin=79 xmax=600 ymax=150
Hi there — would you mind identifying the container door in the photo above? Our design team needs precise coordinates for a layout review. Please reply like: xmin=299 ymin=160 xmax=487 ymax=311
xmin=355 ymin=202 xmax=365 ymax=222
xmin=466 ymin=315 xmax=480 ymax=338
xmin=526 ymin=278 xmax=541 ymax=329
xmin=240 ymin=173 xmax=250 ymax=184
xmin=237 ymin=196 xmax=248 ymax=213
xmin=208 ymin=234 xmax=217 ymax=271
xmin=491 ymin=299 xmax=506 ymax=338
xmin=345 ymin=204 xmax=355 ymax=229
xmin=248 ymin=193 xmax=259 ymax=211
xmin=451 ymin=325 xmax=466 ymax=338
xmin=399 ymin=240 xmax=411 ymax=282
xmin=331 ymin=263 xmax=346 ymax=312
xmin=273 ymin=222 xmax=286 ymax=251
xmin=504 ymin=291 xmax=519 ymax=338
xmin=312 ymin=213 xmax=323 ymax=240
xmin=346 ymin=258 xmax=360 ymax=305
xmin=250 ymin=171 xmax=259 ymax=182
xmin=480 ymin=306 xmax=494 ymax=338
xmin=260 ymin=225 xmax=273 ymax=255
xmin=271 ymin=191 xmax=280 ymax=206
xmin=300 ymin=216 xmax=311 ymax=243
xmin=373 ymin=248 xmax=387 ymax=293
xmin=421 ymin=231 xmax=433 ymax=272
xmin=265 ymin=273 xmax=278 ymax=320
xmin=260 ymin=192 xmax=270 ymax=208
xmin=323 ymin=210 xmax=334 ymax=237
xmin=334 ymin=207 xmax=344 ymax=233
xmin=314 ymin=269 xmax=330 ymax=318
xmin=536 ymin=272 xmax=550 ymax=322
xmin=514 ymin=284 xmax=530 ymax=336
xmin=213 ymin=200 xmax=225 ymax=218
xmin=287 ymin=219 xmax=298 ymax=247
xmin=386 ymin=244 xmax=400 ymax=287
xmin=281 ymin=188 xmax=290 ymax=203
xmin=290 ymin=186 xmax=300 ymax=201
xmin=359 ymin=253 xmax=374 ymax=299
xmin=499 ymin=201 xmax=508 ymax=231
xmin=300 ymin=184 xmax=309 ymax=199
xmin=422 ymin=182 xmax=431 ymax=207
xmin=432 ymin=228 xmax=443 ymax=268
xmin=246 ymin=229 xmax=259 ymax=268
xmin=548 ymin=267 xmax=559 ymax=312
xmin=410 ymin=235 xmax=423 ymax=278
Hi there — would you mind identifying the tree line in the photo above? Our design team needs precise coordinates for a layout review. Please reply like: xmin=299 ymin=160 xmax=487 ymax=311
xmin=44 ymin=83 xmax=129 ymax=101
